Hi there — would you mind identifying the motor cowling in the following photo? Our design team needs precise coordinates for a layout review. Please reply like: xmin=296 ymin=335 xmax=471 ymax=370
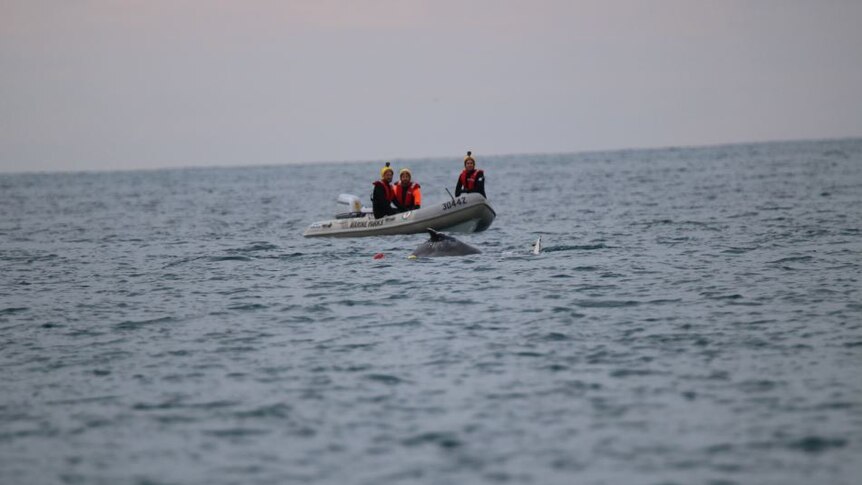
xmin=337 ymin=193 xmax=362 ymax=213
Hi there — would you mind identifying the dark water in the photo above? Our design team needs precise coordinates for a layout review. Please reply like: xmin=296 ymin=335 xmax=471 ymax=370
xmin=2 ymin=139 xmax=861 ymax=485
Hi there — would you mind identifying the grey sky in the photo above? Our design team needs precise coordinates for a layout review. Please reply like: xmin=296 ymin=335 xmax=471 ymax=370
xmin=2 ymin=0 xmax=861 ymax=172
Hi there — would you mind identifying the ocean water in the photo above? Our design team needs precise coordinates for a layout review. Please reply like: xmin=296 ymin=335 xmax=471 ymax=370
xmin=2 ymin=139 xmax=861 ymax=485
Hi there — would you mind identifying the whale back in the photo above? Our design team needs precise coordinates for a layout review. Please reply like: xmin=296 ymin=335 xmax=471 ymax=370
xmin=410 ymin=229 xmax=481 ymax=257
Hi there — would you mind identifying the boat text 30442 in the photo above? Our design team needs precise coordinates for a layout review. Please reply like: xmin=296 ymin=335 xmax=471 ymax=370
xmin=441 ymin=196 xmax=468 ymax=211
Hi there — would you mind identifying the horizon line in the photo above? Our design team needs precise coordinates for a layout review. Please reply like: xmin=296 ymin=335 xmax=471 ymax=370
xmin=2 ymin=135 xmax=860 ymax=177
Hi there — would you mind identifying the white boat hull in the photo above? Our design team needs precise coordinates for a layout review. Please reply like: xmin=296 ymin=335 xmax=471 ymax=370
xmin=303 ymin=193 xmax=496 ymax=238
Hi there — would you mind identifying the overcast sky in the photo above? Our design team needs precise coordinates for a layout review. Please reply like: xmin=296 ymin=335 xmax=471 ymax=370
xmin=2 ymin=0 xmax=861 ymax=172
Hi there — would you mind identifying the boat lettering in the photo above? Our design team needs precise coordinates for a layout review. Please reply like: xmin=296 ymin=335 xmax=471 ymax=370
xmin=350 ymin=219 xmax=385 ymax=228
xmin=442 ymin=196 xmax=468 ymax=211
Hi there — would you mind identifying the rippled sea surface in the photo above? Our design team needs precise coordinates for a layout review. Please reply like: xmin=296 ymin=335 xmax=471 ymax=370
xmin=2 ymin=139 xmax=862 ymax=485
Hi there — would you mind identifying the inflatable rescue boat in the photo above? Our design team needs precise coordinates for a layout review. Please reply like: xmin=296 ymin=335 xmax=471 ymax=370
xmin=303 ymin=192 xmax=496 ymax=238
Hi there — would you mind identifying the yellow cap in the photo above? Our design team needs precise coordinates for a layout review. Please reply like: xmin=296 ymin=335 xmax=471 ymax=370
xmin=464 ymin=150 xmax=475 ymax=165
xmin=380 ymin=162 xmax=393 ymax=178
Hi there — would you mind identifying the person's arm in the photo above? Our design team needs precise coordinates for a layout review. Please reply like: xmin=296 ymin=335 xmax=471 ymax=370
xmin=372 ymin=184 xmax=386 ymax=218
xmin=476 ymin=172 xmax=486 ymax=198
xmin=413 ymin=186 xmax=421 ymax=208
xmin=455 ymin=179 xmax=463 ymax=197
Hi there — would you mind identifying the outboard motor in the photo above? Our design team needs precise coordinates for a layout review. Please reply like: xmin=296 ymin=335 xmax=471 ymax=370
xmin=337 ymin=193 xmax=362 ymax=213
xmin=335 ymin=194 xmax=369 ymax=219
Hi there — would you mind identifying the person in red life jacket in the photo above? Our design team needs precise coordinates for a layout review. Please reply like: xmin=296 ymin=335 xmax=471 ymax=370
xmin=393 ymin=168 xmax=421 ymax=212
xmin=455 ymin=151 xmax=486 ymax=198
xmin=371 ymin=162 xmax=398 ymax=219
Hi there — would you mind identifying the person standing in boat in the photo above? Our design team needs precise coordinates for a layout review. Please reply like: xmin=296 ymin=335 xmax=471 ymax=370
xmin=455 ymin=151 xmax=486 ymax=198
xmin=371 ymin=162 xmax=398 ymax=219
xmin=393 ymin=168 xmax=421 ymax=212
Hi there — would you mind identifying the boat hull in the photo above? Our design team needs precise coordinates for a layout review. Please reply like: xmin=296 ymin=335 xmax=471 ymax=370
xmin=303 ymin=193 xmax=496 ymax=238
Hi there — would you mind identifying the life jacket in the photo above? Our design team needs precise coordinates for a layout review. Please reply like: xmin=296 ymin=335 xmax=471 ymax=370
xmin=458 ymin=169 xmax=484 ymax=192
xmin=372 ymin=180 xmax=394 ymax=202
xmin=393 ymin=182 xmax=420 ymax=208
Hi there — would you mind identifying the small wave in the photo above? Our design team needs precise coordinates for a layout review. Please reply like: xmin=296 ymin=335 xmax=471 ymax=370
xmin=227 ymin=303 xmax=268 ymax=311
xmin=610 ymin=368 xmax=661 ymax=378
xmin=282 ymin=315 xmax=315 ymax=323
xmin=737 ymin=379 xmax=781 ymax=393
xmin=187 ymin=400 xmax=237 ymax=410
xmin=0 ymin=307 xmax=28 ymax=315
xmin=338 ymin=300 xmax=378 ymax=308
xmin=215 ymin=345 xmax=257 ymax=353
xmin=228 ymin=242 xmax=279 ymax=253
xmin=357 ymin=319 xmax=421 ymax=329
xmin=643 ymin=218 xmax=674 ymax=226
xmin=204 ymin=428 xmax=270 ymax=438
xmin=401 ymin=431 xmax=462 ymax=449
xmin=162 ymin=256 xmax=203 ymax=268
xmin=703 ymin=443 xmax=734 ymax=455
xmin=115 ymin=316 xmax=175 ymax=330
xmin=234 ymin=403 xmax=292 ymax=419
xmin=364 ymin=374 xmax=404 ymax=385
xmin=574 ymin=299 xmax=640 ymax=308
xmin=640 ymin=219 xmax=721 ymax=230
xmin=757 ymin=204 xmax=795 ymax=211
xmin=207 ymin=255 xmax=253 ymax=262
xmin=133 ymin=399 xmax=237 ymax=411
xmin=435 ymin=298 xmax=476 ymax=304
xmin=529 ymin=332 xmax=571 ymax=342
xmin=132 ymin=399 xmax=183 ymax=411
xmin=544 ymin=244 xmax=609 ymax=252
xmin=703 ymin=293 xmax=744 ymax=300
xmin=814 ymin=401 xmax=857 ymax=410
xmin=153 ymin=415 xmax=199 ymax=425
xmin=768 ymin=256 xmax=814 ymax=264
xmin=786 ymin=436 xmax=847 ymax=454
xmin=277 ymin=252 xmax=304 ymax=259
xmin=573 ymin=283 xmax=617 ymax=291
xmin=733 ymin=319 xmax=777 ymax=326
xmin=727 ymin=211 xmax=759 ymax=219
xmin=514 ymin=350 xmax=545 ymax=357
xmin=47 ymin=395 xmax=119 ymax=406
xmin=722 ymin=246 xmax=758 ymax=254
xmin=645 ymin=298 xmax=682 ymax=305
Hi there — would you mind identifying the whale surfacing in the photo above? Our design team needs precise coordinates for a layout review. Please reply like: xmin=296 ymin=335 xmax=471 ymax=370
xmin=410 ymin=229 xmax=481 ymax=258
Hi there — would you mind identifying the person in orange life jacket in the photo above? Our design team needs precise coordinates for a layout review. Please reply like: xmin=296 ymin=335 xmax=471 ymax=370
xmin=393 ymin=168 xmax=421 ymax=211
xmin=371 ymin=162 xmax=398 ymax=219
xmin=455 ymin=151 xmax=486 ymax=198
